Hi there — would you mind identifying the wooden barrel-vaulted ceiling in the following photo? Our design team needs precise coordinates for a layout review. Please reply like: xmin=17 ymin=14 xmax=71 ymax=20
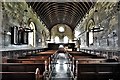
xmin=27 ymin=2 xmax=95 ymax=31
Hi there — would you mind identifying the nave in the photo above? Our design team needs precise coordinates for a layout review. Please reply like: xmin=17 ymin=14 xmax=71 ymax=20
xmin=1 ymin=1 xmax=120 ymax=80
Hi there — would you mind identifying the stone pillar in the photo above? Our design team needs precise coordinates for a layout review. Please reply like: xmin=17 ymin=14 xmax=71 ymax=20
xmin=86 ymin=31 xmax=89 ymax=47
xmin=103 ymin=19 xmax=110 ymax=47
xmin=0 ymin=2 xmax=2 ymax=80
xmin=117 ymin=6 xmax=120 ymax=47
xmin=0 ymin=2 xmax=2 ymax=48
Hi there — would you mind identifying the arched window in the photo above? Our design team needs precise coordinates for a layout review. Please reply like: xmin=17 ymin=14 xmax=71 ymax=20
xmin=54 ymin=36 xmax=60 ymax=43
xmin=89 ymin=31 xmax=93 ymax=45
xmin=58 ymin=26 xmax=65 ymax=32
xmin=63 ymin=36 xmax=69 ymax=43
xmin=86 ymin=19 xmax=95 ymax=46
xmin=28 ymin=22 xmax=36 ymax=47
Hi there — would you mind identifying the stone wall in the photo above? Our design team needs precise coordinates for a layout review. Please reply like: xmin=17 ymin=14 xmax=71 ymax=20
xmin=0 ymin=2 xmax=3 ymax=48
xmin=0 ymin=2 xmax=3 ymax=79
xmin=1 ymin=2 xmax=49 ymax=49
xmin=75 ymin=2 xmax=119 ymax=50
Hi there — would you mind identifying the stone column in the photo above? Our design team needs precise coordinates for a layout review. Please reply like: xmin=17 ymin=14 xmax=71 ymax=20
xmin=103 ymin=18 xmax=110 ymax=47
xmin=117 ymin=6 xmax=120 ymax=47
xmin=0 ymin=2 xmax=3 ymax=48
xmin=0 ymin=2 xmax=2 ymax=80
xmin=86 ymin=31 xmax=89 ymax=47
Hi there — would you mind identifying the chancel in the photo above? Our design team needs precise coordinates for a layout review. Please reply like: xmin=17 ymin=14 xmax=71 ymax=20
xmin=1 ymin=0 xmax=120 ymax=80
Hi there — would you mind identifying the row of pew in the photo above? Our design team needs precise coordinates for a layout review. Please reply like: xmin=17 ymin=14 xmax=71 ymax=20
xmin=68 ymin=51 xmax=120 ymax=80
xmin=1 ymin=48 xmax=120 ymax=80
xmin=1 ymin=50 xmax=56 ymax=80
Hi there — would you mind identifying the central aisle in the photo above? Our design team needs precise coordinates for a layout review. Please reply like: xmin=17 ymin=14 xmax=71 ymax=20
xmin=51 ymin=53 xmax=72 ymax=80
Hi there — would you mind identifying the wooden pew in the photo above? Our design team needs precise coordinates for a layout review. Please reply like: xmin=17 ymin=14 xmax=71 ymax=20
xmin=69 ymin=51 xmax=106 ymax=75
xmin=76 ymin=63 xmax=120 ymax=80
xmin=1 ymin=72 xmax=36 ymax=80
xmin=17 ymin=50 xmax=56 ymax=59
xmin=73 ymin=58 xmax=106 ymax=77
xmin=1 ymin=63 xmax=45 ymax=80
xmin=20 ymin=54 xmax=50 ymax=58
xmin=38 ymin=50 xmax=57 ymax=55
xmin=28 ymin=50 xmax=56 ymax=56
xmin=69 ymin=51 xmax=105 ymax=58
xmin=1 ymin=50 xmax=55 ymax=80
xmin=77 ymin=58 xmax=106 ymax=64
xmin=2 ymin=63 xmax=45 ymax=74
xmin=8 ymin=55 xmax=49 ymax=63
xmin=7 ymin=54 xmax=51 ymax=71
xmin=7 ymin=59 xmax=45 ymax=63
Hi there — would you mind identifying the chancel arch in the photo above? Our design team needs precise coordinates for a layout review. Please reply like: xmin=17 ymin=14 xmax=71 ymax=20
xmin=51 ymin=24 xmax=73 ymax=43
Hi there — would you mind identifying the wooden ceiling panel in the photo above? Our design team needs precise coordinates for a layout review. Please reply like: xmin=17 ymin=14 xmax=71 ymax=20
xmin=27 ymin=2 xmax=95 ymax=31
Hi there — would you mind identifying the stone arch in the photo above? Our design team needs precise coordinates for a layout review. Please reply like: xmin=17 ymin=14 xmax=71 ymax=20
xmin=28 ymin=22 xmax=36 ymax=47
xmin=63 ymin=36 xmax=69 ymax=43
xmin=86 ymin=18 xmax=95 ymax=31
xmin=51 ymin=24 xmax=73 ymax=43
xmin=54 ymin=36 xmax=60 ymax=43
xmin=86 ymin=19 xmax=95 ymax=46
xmin=41 ymin=30 xmax=47 ymax=47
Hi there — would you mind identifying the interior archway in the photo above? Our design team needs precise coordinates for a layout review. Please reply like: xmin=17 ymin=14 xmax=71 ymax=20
xmin=63 ymin=36 xmax=69 ymax=43
xmin=51 ymin=24 xmax=73 ymax=43
xmin=54 ymin=36 xmax=60 ymax=43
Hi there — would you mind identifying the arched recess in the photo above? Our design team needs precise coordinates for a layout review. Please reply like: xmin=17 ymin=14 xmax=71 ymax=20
xmin=28 ymin=22 xmax=36 ymax=47
xmin=86 ymin=19 xmax=95 ymax=31
xmin=54 ymin=36 xmax=60 ymax=43
xmin=63 ymin=36 xmax=69 ymax=43
xmin=86 ymin=19 xmax=95 ymax=46
xmin=41 ymin=30 xmax=47 ymax=47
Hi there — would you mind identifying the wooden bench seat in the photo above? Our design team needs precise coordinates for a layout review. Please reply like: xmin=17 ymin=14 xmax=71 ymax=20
xmin=77 ymin=63 xmax=120 ymax=80
xmin=1 ymin=72 xmax=35 ymax=80
xmin=24 ymin=50 xmax=56 ymax=59
xmin=69 ymin=51 xmax=105 ymax=58
xmin=73 ymin=55 xmax=92 ymax=59
xmin=1 ymin=63 xmax=45 ymax=80
xmin=2 ymin=63 xmax=45 ymax=74
xmin=37 ymin=50 xmax=56 ymax=55
xmin=7 ymin=59 xmax=46 ymax=63
xmin=20 ymin=55 xmax=49 ymax=59
xmin=8 ymin=55 xmax=49 ymax=63
xmin=77 ymin=58 xmax=106 ymax=64
xmin=1 ymin=72 xmax=43 ymax=80
xmin=28 ymin=56 xmax=49 ymax=59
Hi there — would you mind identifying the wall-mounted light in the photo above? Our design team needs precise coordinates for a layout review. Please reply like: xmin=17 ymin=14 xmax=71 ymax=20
xmin=6 ymin=32 xmax=11 ymax=35
xmin=91 ymin=24 xmax=104 ymax=32
xmin=95 ymin=10 xmax=98 ymax=12
xmin=1 ymin=31 xmax=11 ymax=35
xmin=113 ymin=32 xmax=117 ymax=37
xmin=38 ymin=39 xmax=41 ymax=42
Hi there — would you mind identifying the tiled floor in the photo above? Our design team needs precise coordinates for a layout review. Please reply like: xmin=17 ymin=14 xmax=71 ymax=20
xmin=51 ymin=53 xmax=72 ymax=80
